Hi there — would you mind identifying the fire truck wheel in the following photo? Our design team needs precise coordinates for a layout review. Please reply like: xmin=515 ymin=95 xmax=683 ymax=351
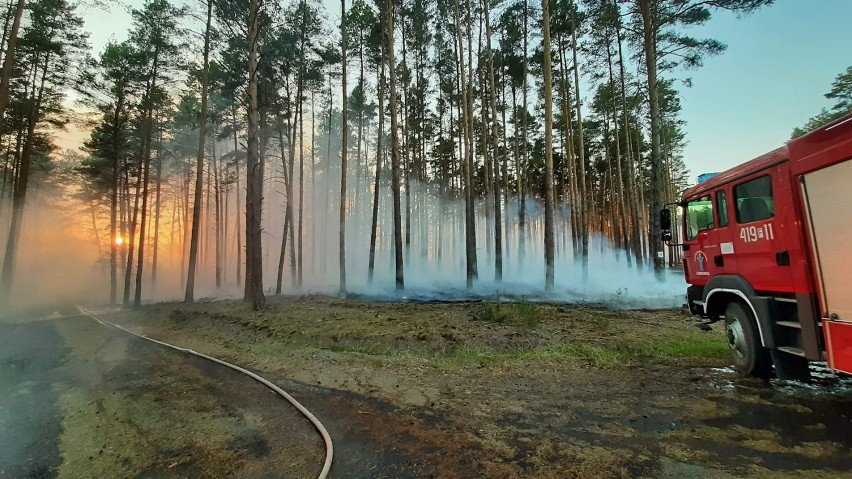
xmin=724 ymin=302 xmax=772 ymax=378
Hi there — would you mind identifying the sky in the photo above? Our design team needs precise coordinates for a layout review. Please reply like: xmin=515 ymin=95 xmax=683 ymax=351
xmin=673 ymin=0 xmax=852 ymax=178
xmin=72 ymin=0 xmax=852 ymax=183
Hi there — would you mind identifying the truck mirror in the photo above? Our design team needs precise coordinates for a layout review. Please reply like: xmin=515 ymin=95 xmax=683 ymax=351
xmin=660 ymin=208 xmax=672 ymax=230
xmin=660 ymin=209 xmax=673 ymax=243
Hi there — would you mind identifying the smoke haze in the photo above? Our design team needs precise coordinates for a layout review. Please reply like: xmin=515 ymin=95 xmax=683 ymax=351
xmin=0 ymin=162 xmax=683 ymax=310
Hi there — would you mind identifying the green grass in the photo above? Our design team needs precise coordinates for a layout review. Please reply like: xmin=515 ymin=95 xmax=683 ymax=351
xmin=244 ymin=329 xmax=727 ymax=371
xmin=521 ymin=343 xmax=625 ymax=367
xmin=422 ymin=333 xmax=728 ymax=370
xmin=166 ymin=300 xmax=728 ymax=370
xmin=479 ymin=302 xmax=512 ymax=324
xmin=474 ymin=300 xmax=543 ymax=329
xmin=512 ymin=301 xmax=543 ymax=328
xmin=656 ymin=338 xmax=729 ymax=359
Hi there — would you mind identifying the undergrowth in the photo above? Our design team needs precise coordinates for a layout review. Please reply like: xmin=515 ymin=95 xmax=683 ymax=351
xmin=476 ymin=298 xmax=543 ymax=329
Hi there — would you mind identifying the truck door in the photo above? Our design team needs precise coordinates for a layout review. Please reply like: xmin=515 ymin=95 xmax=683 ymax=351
xmin=713 ymin=188 xmax=739 ymax=274
xmin=683 ymin=194 xmax=722 ymax=285
xmin=731 ymin=168 xmax=796 ymax=293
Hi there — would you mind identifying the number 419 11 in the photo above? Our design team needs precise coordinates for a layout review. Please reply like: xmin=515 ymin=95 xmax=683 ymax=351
xmin=739 ymin=223 xmax=774 ymax=243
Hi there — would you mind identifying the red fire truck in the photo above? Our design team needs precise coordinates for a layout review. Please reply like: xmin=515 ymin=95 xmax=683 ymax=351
xmin=661 ymin=112 xmax=852 ymax=380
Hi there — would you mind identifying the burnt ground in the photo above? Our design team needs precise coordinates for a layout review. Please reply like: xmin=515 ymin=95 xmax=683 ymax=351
xmin=94 ymin=296 xmax=852 ymax=479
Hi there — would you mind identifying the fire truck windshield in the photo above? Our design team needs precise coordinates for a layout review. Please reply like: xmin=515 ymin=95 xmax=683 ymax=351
xmin=685 ymin=195 xmax=714 ymax=240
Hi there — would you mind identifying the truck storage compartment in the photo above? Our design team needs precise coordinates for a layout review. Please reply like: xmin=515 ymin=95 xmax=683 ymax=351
xmin=824 ymin=320 xmax=852 ymax=375
xmin=801 ymin=157 xmax=852 ymax=322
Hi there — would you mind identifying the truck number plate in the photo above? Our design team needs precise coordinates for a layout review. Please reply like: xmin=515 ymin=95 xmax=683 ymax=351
xmin=739 ymin=224 xmax=774 ymax=243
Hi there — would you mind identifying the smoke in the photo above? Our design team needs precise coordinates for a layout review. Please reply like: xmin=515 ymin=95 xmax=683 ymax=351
xmin=266 ymin=169 xmax=684 ymax=309
xmin=0 ymin=145 xmax=684 ymax=311
xmin=0 ymin=188 xmax=109 ymax=310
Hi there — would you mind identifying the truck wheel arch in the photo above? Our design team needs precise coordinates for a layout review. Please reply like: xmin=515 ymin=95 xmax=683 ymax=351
xmin=702 ymin=275 xmax=775 ymax=349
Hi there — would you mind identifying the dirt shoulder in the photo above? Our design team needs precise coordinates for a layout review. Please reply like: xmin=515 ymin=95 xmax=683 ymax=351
xmin=110 ymin=296 xmax=852 ymax=478
xmin=53 ymin=315 xmax=324 ymax=479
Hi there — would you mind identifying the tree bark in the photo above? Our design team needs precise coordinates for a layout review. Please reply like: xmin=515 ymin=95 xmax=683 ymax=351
xmin=245 ymin=0 xmax=266 ymax=309
xmin=152 ymin=121 xmax=163 ymax=288
xmin=134 ymin=52 xmax=158 ymax=308
xmin=482 ymin=0 xmax=502 ymax=282
xmin=339 ymin=0 xmax=348 ymax=295
xmin=570 ymin=3 xmax=589 ymax=277
xmin=185 ymin=0 xmax=212 ymax=302
xmin=0 ymin=51 xmax=47 ymax=303
xmin=109 ymin=92 xmax=126 ymax=305
xmin=616 ymin=20 xmax=644 ymax=269
xmin=518 ymin=0 xmax=528 ymax=265
xmin=452 ymin=0 xmax=476 ymax=288
xmin=639 ymin=0 xmax=665 ymax=276
xmin=0 ymin=0 xmax=24 ymax=127
xmin=541 ymin=0 xmax=555 ymax=290
xmin=275 ymin=112 xmax=293 ymax=294
xmin=368 ymin=40 xmax=385 ymax=284
xmin=232 ymin=106 xmax=242 ymax=287
xmin=386 ymin=0 xmax=404 ymax=290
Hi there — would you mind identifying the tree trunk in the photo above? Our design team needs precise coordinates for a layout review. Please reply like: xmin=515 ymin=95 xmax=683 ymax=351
xmin=233 ymin=106 xmax=242 ymax=287
xmin=339 ymin=0 xmax=348 ymax=295
xmin=124 ymin=163 xmax=142 ymax=303
xmin=211 ymin=121 xmax=221 ymax=288
xmin=557 ymin=35 xmax=579 ymax=257
xmin=541 ymin=0 xmax=555 ymax=291
xmin=570 ymin=4 xmax=588 ymax=277
xmin=297 ymin=0 xmax=307 ymax=287
xmin=0 ymin=52 xmax=47 ymax=303
xmin=109 ymin=93 xmax=126 ymax=305
xmin=245 ymin=0 xmax=266 ymax=309
xmin=134 ymin=53 xmax=158 ymax=308
xmin=401 ymin=20 xmax=411 ymax=258
xmin=518 ymin=0 xmax=528 ymax=265
xmin=606 ymin=36 xmax=631 ymax=266
xmin=185 ymin=0 xmax=212 ymax=302
xmin=639 ymin=0 xmax=665 ymax=276
xmin=0 ymin=0 xmax=24 ymax=127
xmin=452 ymin=0 xmax=476 ymax=288
xmin=297 ymin=92 xmax=304 ymax=288
xmin=616 ymin=21 xmax=644 ymax=269
xmin=482 ymin=0 xmax=502 ymax=282
xmin=368 ymin=41 xmax=386 ymax=284
xmin=152 ymin=122 xmax=163 ymax=288
xmin=275 ymin=113 xmax=293 ymax=294
xmin=386 ymin=0 xmax=404 ymax=290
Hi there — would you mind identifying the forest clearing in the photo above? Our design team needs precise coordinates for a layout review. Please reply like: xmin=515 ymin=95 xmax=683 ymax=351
xmin=61 ymin=296 xmax=845 ymax=478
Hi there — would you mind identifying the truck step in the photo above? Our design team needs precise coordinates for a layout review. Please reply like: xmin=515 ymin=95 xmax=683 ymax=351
xmin=776 ymin=321 xmax=802 ymax=329
xmin=777 ymin=346 xmax=806 ymax=357
xmin=774 ymin=297 xmax=798 ymax=304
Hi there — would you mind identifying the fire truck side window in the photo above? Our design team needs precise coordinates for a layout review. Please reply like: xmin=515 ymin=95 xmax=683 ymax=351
xmin=716 ymin=190 xmax=729 ymax=227
xmin=734 ymin=175 xmax=775 ymax=223
xmin=685 ymin=195 xmax=714 ymax=240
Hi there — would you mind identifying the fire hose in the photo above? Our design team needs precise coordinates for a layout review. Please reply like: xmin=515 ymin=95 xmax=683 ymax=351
xmin=76 ymin=305 xmax=334 ymax=479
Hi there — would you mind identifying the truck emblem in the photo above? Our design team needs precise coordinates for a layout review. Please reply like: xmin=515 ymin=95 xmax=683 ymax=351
xmin=695 ymin=251 xmax=707 ymax=272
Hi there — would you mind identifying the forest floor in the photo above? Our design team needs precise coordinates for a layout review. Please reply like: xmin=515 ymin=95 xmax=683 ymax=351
xmin=100 ymin=296 xmax=852 ymax=479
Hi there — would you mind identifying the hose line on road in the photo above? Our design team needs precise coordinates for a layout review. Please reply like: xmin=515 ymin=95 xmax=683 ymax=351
xmin=76 ymin=305 xmax=334 ymax=479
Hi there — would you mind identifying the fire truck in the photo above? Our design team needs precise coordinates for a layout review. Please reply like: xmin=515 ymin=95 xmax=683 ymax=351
xmin=661 ymin=112 xmax=852 ymax=380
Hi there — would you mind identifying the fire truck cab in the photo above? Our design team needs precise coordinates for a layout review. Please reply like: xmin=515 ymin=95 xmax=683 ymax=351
xmin=661 ymin=113 xmax=852 ymax=379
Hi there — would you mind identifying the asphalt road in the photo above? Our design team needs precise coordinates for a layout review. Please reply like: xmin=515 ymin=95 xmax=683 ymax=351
xmin=0 ymin=313 xmax=68 ymax=479
xmin=0 ymin=306 xmax=323 ymax=479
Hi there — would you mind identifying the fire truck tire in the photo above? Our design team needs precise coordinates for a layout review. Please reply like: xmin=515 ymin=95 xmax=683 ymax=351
xmin=724 ymin=302 xmax=772 ymax=378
